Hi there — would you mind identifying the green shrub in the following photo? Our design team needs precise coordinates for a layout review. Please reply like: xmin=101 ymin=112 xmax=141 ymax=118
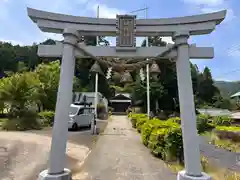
xmin=197 ymin=114 xmax=210 ymax=133
xmin=215 ymin=126 xmax=240 ymax=142
xmin=0 ymin=118 xmax=8 ymax=129
xmin=129 ymin=113 xmax=148 ymax=129
xmin=148 ymin=128 xmax=169 ymax=158
xmin=136 ymin=117 xmax=147 ymax=133
xmin=212 ymin=115 xmax=232 ymax=126
xmin=164 ymin=128 xmax=184 ymax=162
xmin=141 ymin=120 xmax=155 ymax=146
xmin=2 ymin=106 xmax=41 ymax=131
xmin=38 ymin=111 xmax=55 ymax=127
xmin=130 ymin=113 xmax=184 ymax=162
xmin=130 ymin=113 xmax=148 ymax=119
xmin=141 ymin=117 xmax=183 ymax=161
xmin=131 ymin=118 xmax=137 ymax=128
xmin=2 ymin=114 xmax=41 ymax=131
xmin=168 ymin=117 xmax=181 ymax=124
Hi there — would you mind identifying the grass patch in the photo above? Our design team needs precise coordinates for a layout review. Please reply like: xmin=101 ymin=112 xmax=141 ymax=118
xmin=0 ymin=118 xmax=8 ymax=129
xmin=166 ymin=156 xmax=240 ymax=180
xmin=216 ymin=126 xmax=240 ymax=132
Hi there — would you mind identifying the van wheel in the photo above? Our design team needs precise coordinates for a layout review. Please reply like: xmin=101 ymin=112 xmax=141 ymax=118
xmin=72 ymin=123 xmax=78 ymax=131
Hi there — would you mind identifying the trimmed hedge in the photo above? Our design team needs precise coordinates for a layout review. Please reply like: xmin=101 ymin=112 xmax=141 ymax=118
xmin=216 ymin=126 xmax=240 ymax=132
xmin=197 ymin=114 xmax=214 ymax=133
xmin=136 ymin=118 xmax=147 ymax=133
xmin=129 ymin=113 xmax=183 ymax=162
xmin=38 ymin=111 xmax=55 ymax=127
xmin=214 ymin=125 xmax=240 ymax=142
xmin=128 ymin=113 xmax=221 ymax=163
xmin=212 ymin=115 xmax=232 ymax=126
xmin=129 ymin=113 xmax=147 ymax=128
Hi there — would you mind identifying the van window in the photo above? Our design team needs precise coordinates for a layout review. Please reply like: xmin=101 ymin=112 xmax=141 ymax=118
xmin=69 ymin=106 xmax=78 ymax=115
xmin=89 ymin=108 xmax=94 ymax=114
xmin=84 ymin=109 xmax=89 ymax=114
xmin=77 ymin=108 xmax=84 ymax=115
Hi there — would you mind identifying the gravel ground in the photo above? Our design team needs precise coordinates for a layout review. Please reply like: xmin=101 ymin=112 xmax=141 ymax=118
xmin=0 ymin=129 xmax=95 ymax=180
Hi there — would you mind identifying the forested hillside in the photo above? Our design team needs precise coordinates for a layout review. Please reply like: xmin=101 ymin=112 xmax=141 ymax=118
xmin=214 ymin=81 xmax=240 ymax=97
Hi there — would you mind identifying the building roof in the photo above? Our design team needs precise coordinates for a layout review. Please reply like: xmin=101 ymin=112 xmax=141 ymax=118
xmin=197 ymin=108 xmax=231 ymax=116
xmin=77 ymin=92 xmax=104 ymax=98
xmin=231 ymin=91 xmax=240 ymax=98
xmin=110 ymin=93 xmax=132 ymax=103
xmin=115 ymin=93 xmax=131 ymax=98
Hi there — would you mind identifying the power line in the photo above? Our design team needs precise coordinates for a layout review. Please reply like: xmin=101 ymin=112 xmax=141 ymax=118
xmin=129 ymin=7 xmax=148 ymax=14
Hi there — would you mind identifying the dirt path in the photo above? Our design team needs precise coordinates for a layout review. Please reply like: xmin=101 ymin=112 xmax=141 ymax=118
xmin=0 ymin=130 xmax=95 ymax=180
xmin=75 ymin=116 xmax=176 ymax=180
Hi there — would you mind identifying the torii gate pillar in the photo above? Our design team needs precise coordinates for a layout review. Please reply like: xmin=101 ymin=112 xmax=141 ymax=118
xmin=38 ymin=28 xmax=78 ymax=180
xmin=174 ymin=32 xmax=210 ymax=180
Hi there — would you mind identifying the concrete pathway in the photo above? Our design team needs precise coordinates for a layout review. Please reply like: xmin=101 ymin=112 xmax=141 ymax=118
xmin=77 ymin=116 xmax=176 ymax=180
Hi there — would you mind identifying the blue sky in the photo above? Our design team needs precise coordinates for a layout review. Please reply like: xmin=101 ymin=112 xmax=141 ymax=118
xmin=0 ymin=0 xmax=239 ymax=81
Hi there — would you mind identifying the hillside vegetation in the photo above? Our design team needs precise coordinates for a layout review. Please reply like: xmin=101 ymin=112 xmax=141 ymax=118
xmin=214 ymin=81 xmax=240 ymax=98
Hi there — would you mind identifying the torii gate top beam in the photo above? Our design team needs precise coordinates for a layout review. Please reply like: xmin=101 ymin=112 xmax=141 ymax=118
xmin=27 ymin=8 xmax=226 ymax=36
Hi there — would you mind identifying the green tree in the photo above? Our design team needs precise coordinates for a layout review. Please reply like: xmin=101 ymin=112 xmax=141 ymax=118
xmin=0 ymin=72 xmax=43 ymax=130
xmin=0 ymin=42 xmax=18 ymax=73
xmin=191 ymin=63 xmax=200 ymax=94
xmin=35 ymin=61 xmax=60 ymax=110
xmin=0 ymin=72 xmax=41 ymax=114
xmin=212 ymin=94 xmax=236 ymax=110
xmin=35 ymin=60 xmax=84 ymax=110
xmin=141 ymin=36 xmax=167 ymax=47
xmin=197 ymin=67 xmax=220 ymax=104
xmin=132 ymin=76 xmax=165 ymax=112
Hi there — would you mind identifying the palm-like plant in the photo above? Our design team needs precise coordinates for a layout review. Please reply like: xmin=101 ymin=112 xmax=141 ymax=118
xmin=0 ymin=72 xmax=41 ymax=114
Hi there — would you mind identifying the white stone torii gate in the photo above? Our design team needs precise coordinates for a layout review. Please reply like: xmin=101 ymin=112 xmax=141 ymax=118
xmin=27 ymin=7 xmax=226 ymax=180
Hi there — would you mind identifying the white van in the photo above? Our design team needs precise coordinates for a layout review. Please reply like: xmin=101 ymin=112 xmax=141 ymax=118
xmin=68 ymin=104 xmax=95 ymax=130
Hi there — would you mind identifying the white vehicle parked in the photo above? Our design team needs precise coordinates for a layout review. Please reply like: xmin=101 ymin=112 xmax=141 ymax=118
xmin=68 ymin=104 xmax=95 ymax=131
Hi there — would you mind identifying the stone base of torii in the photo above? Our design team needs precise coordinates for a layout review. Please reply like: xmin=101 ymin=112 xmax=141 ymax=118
xmin=26 ymin=7 xmax=227 ymax=180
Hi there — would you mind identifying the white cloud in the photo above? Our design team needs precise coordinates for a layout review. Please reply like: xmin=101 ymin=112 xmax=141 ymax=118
xmin=91 ymin=3 xmax=126 ymax=18
xmin=201 ymin=7 xmax=235 ymax=22
xmin=0 ymin=38 xmax=24 ymax=46
xmin=183 ymin=0 xmax=224 ymax=6
xmin=0 ymin=0 xmax=127 ymax=45
xmin=183 ymin=0 xmax=235 ymax=23
xmin=0 ymin=0 xmax=174 ymax=46
xmin=161 ymin=37 xmax=174 ymax=44
xmin=24 ymin=0 xmax=73 ymax=13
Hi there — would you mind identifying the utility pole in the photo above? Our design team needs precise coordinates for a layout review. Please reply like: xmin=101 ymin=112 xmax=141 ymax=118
xmin=145 ymin=6 xmax=150 ymax=117
xmin=129 ymin=6 xmax=150 ymax=117
xmin=92 ymin=5 xmax=100 ymax=134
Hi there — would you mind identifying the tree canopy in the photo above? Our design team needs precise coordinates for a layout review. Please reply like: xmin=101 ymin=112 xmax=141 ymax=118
xmin=0 ymin=35 xmax=234 ymax=115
